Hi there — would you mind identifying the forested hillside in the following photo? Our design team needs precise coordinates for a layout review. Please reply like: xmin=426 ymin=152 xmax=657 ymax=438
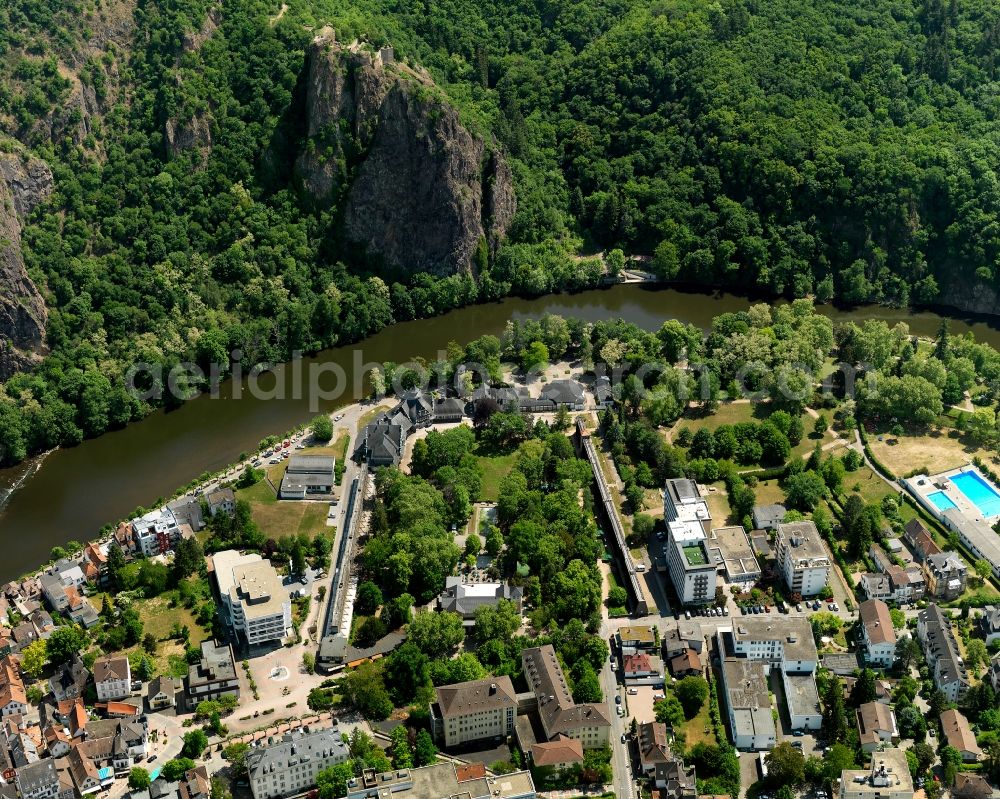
xmin=2 ymin=0 xmax=1000 ymax=465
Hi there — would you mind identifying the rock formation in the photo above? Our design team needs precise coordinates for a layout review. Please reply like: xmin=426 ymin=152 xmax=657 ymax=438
xmin=0 ymin=148 xmax=52 ymax=379
xmin=296 ymin=31 xmax=516 ymax=275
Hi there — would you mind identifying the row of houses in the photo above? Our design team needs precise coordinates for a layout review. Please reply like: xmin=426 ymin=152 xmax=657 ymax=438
xmin=858 ymin=520 xmax=968 ymax=605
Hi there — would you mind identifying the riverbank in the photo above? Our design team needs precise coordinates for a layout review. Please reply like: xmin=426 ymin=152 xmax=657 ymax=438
xmin=4 ymin=283 xmax=1000 ymax=579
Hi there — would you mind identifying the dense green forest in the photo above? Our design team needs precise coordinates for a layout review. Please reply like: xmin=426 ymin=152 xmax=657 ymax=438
xmin=2 ymin=0 xmax=1000 ymax=464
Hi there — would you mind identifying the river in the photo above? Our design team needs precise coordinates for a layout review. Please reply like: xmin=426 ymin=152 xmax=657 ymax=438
xmin=1 ymin=283 xmax=999 ymax=581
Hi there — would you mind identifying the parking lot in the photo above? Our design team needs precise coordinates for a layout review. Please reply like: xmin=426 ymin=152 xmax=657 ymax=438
xmin=622 ymin=684 xmax=660 ymax=724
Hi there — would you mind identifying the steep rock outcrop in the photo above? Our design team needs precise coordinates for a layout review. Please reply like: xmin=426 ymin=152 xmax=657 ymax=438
xmin=0 ymin=149 xmax=52 ymax=379
xmin=296 ymin=31 xmax=515 ymax=275
xmin=936 ymin=273 xmax=1000 ymax=317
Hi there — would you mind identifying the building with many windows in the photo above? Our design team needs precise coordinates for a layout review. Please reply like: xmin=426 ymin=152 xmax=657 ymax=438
xmin=775 ymin=521 xmax=830 ymax=597
xmin=521 ymin=645 xmax=611 ymax=750
xmin=429 ymin=677 xmax=517 ymax=749
xmin=917 ymin=604 xmax=969 ymax=703
xmin=858 ymin=599 xmax=897 ymax=668
xmin=213 ymin=551 xmax=291 ymax=645
xmin=663 ymin=480 xmax=717 ymax=606
xmin=247 ymin=727 xmax=349 ymax=799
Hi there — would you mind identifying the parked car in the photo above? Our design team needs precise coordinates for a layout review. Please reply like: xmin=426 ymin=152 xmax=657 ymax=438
xmin=615 ymin=695 xmax=622 ymax=705
xmin=621 ymin=734 xmax=627 ymax=744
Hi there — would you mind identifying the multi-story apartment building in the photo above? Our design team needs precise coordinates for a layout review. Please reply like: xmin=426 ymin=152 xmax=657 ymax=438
xmin=429 ymin=677 xmax=517 ymax=748
xmin=213 ymin=551 xmax=291 ymax=645
xmin=775 ymin=521 xmax=830 ymax=597
xmin=345 ymin=763 xmax=536 ymax=799
xmin=247 ymin=728 xmax=349 ymax=799
xmin=718 ymin=617 xmax=818 ymax=673
xmin=92 ymin=656 xmax=131 ymax=702
xmin=917 ymin=604 xmax=969 ymax=703
xmin=521 ymin=645 xmax=611 ymax=750
xmin=663 ymin=479 xmax=717 ymax=606
xmin=858 ymin=599 xmax=897 ymax=668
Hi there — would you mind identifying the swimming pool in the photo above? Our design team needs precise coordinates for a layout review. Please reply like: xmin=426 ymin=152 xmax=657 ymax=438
xmin=951 ymin=470 xmax=1000 ymax=518
xmin=928 ymin=491 xmax=957 ymax=512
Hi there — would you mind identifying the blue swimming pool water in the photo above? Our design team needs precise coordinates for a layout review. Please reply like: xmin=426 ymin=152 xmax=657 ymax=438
xmin=928 ymin=491 xmax=957 ymax=512
xmin=951 ymin=470 xmax=1000 ymax=518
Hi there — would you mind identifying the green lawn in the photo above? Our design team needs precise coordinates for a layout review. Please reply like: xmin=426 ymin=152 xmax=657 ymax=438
xmin=678 ymin=695 xmax=717 ymax=747
xmin=842 ymin=466 xmax=895 ymax=503
xmin=249 ymin=502 xmax=330 ymax=538
xmin=237 ymin=479 xmax=277 ymax=505
xmin=475 ymin=450 xmax=518 ymax=502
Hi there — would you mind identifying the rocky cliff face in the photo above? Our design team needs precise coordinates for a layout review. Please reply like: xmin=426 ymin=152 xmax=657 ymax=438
xmin=0 ymin=149 xmax=52 ymax=379
xmin=296 ymin=31 xmax=516 ymax=275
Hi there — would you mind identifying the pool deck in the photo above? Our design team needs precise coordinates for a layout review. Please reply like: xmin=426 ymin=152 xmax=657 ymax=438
xmin=902 ymin=465 xmax=1000 ymax=577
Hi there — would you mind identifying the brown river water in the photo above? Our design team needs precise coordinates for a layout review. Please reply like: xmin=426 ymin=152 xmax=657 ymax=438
xmin=1 ymin=283 xmax=998 ymax=581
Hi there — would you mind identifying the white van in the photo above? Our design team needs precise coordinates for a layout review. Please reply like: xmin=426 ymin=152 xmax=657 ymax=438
xmin=627 ymin=688 xmax=638 ymax=695
xmin=635 ymin=563 xmax=647 ymax=572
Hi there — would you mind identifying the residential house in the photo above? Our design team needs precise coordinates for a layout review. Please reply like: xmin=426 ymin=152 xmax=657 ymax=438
xmin=147 ymin=676 xmax=177 ymax=710
xmin=904 ymin=519 xmax=941 ymax=562
xmin=0 ymin=656 xmax=27 ymax=718
xmin=428 ymin=677 xmax=517 ymax=749
xmin=637 ymin=723 xmax=697 ymax=799
xmin=436 ymin=578 xmax=523 ymax=623
xmin=752 ymin=504 xmax=786 ymax=531
xmin=775 ymin=521 xmax=831 ymax=597
xmin=521 ymin=645 xmax=611 ymax=750
xmin=593 ymin=376 xmax=614 ymax=409
xmin=976 ymin=605 xmax=1000 ymax=646
xmin=668 ymin=649 xmax=702 ymax=678
xmin=130 ymin=509 xmax=181 ymax=557
xmin=858 ymin=599 xmax=897 ymax=668
xmin=167 ymin=497 xmax=205 ymax=531
xmin=186 ymin=640 xmax=240 ymax=706
xmin=616 ymin=626 xmax=657 ymax=655
xmin=838 ymin=749 xmax=912 ymax=799
xmin=623 ymin=653 xmax=664 ymax=687
xmin=991 ymin=652 xmax=1000 ymax=693
xmin=246 ymin=727 xmax=349 ymax=799
xmin=940 ymin=709 xmax=983 ymax=763
xmin=49 ymin=657 xmax=89 ymax=702
xmin=16 ymin=759 xmax=59 ymax=799
xmin=856 ymin=702 xmax=897 ymax=752
xmin=953 ymin=774 xmax=994 ymax=799
xmin=203 ymin=488 xmax=235 ymax=518
xmin=924 ymin=552 xmax=968 ymax=601
xmin=66 ymin=747 xmax=102 ymax=796
xmin=917 ymin=604 xmax=969 ymax=703
xmin=92 ymin=655 xmax=131 ymax=702
xmin=528 ymin=735 xmax=583 ymax=773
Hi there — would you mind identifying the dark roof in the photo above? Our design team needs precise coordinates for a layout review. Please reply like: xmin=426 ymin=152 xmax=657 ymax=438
xmin=358 ymin=420 xmax=404 ymax=465
xmin=433 ymin=398 xmax=465 ymax=418
xmin=50 ymin=657 xmax=90 ymax=702
xmin=539 ymin=379 xmax=585 ymax=404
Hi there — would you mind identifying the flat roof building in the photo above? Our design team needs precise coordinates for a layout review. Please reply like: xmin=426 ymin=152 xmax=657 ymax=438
xmin=708 ymin=526 xmax=760 ymax=583
xmin=345 ymin=763 xmax=536 ymax=799
xmin=781 ymin=671 xmax=821 ymax=730
xmin=775 ymin=521 xmax=830 ymax=597
xmin=213 ymin=551 xmax=291 ymax=645
xmin=718 ymin=617 xmax=818 ymax=673
xmin=838 ymin=749 xmax=911 ymax=799
xmin=279 ymin=455 xmax=335 ymax=499
xmin=719 ymin=658 xmax=775 ymax=751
